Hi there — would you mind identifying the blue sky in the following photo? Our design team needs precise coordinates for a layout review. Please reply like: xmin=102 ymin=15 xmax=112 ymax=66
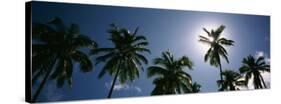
xmin=31 ymin=1 xmax=270 ymax=102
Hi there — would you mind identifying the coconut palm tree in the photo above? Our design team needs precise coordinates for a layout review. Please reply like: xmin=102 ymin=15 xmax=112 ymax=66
xmin=199 ymin=25 xmax=234 ymax=81
xmin=239 ymin=55 xmax=270 ymax=89
xmin=191 ymin=82 xmax=201 ymax=93
xmin=32 ymin=17 xmax=97 ymax=102
xmin=147 ymin=50 xmax=194 ymax=95
xmin=217 ymin=70 xmax=246 ymax=91
xmin=91 ymin=24 xmax=150 ymax=98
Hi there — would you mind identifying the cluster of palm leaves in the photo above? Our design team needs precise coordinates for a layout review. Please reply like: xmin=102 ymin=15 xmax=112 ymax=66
xmin=91 ymin=24 xmax=150 ymax=98
xmin=31 ymin=17 xmax=270 ymax=102
xmin=199 ymin=25 xmax=270 ymax=91
xmin=147 ymin=50 xmax=195 ymax=95
xmin=32 ymin=17 xmax=96 ymax=102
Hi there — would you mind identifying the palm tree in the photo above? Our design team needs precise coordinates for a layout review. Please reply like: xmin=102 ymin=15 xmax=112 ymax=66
xmin=191 ymin=82 xmax=201 ymax=93
xmin=91 ymin=24 xmax=150 ymax=98
xmin=199 ymin=25 xmax=234 ymax=81
xmin=217 ymin=70 xmax=246 ymax=91
xmin=32 ymin=17 xmax=97 ymax=102
xmin=147 ymin=50 xmax=194 ymax=95
xmin=239 ymin=55 xmax=270 ymax=89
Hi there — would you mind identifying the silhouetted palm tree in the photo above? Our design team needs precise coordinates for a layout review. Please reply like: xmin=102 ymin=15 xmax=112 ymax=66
xmin=32 ymin=17 xmax=97 ymax=102
xmin=91 ymin=24 xmax=150 ymax=98
xmin=191 ymin=82 xmax=201 ymax=93
xmin=217 ymin=70 xmax=246 ymax=91
xmin=147 ymin=50 xmax=194 ymax=95
xmin=239 ymin=55 xmax=270 ymax=89
xmin=199 ymin=25 xmax=234 ymax=81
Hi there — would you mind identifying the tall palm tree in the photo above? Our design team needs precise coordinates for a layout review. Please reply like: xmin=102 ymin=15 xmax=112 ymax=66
xmin=239 ymin=55 xmax=270 ymax=89
xmin=147 ymin=50 xmax=194 ymax=95
xmin=91 ymin=24 xmax=150 ymax=98
xmin=217 ymin=70 xmax=246 ymax=91
xmin=32 ymin=17 xmax=97 ymax=102
xmin=199 ymin=25 xmax=234 ymax=81
xmin=191 ymin=82 xmax=201 ymax=93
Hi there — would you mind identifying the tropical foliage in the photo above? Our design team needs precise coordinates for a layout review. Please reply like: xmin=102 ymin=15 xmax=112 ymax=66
xmin=147 ymin=50 xmax=194 ymax=95
xmin=191 ymin=82 xmax=201 ymax=93
xmin=32 ymin=17 xmax=96 ymax=102
xmin=199 ymin=25 xmax=234 ymax=81
xmin=30 ymin=15 xmax=270 ymax=102
xmin=239 ymin=55 xmax=270 ymax=89
xmin=91 ymin=24 xmax=150 ymax=98
xmin=217 ymin=70 xmax=246 ymax=91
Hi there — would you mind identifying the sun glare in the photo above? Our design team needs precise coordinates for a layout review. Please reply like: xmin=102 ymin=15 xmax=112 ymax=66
xmin=192 ymin=22 xmax=230 ymax=56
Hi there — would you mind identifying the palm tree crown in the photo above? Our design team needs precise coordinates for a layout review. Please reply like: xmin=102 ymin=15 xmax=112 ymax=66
xmin=199 ymin=25 xmax=234 ymax=81
xmin=147 ymin=50 xmax=194 ymax=95
xmin=239 ymin=55 xmax=270 ymax=89
xmin=91 ymin=24 xmax=150 ymax=98
xmin=217 ymin=70 xmax=246 ymax=91
xmin=32 ymin=17 xmax=96 ymax=102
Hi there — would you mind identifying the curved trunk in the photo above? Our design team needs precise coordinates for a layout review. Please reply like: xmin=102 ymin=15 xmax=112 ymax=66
xmin=216 ymin=53 xmax=223 ymax=81
xmin=219 ymin=64 xmax=223 ymax=81
xmin=107 ymin=64 xmax=121 ymax=98
xmin=218 ymin=58 xmax=223 ymax=81
xmin=259 ymin=74 xmax=267 ymax=88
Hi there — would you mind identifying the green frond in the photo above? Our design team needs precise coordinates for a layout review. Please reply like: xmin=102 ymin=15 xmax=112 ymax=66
xmin=203 ymin=28 xmax=211 ymax=36
xmin=147 ymin=66 xmax=167 ymax=78
xmin=71 ymin=50 xmax=93 ymax=72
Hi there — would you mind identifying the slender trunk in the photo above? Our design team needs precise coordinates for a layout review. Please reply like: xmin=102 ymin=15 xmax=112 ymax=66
xmin=32 ymin=71 xmax=41 ymax=85
xmin=259 ymin=74 xmax=267 ymax=88
xmin=216 ymin=54 xmax=223 ymax=81
xmin=217 ymin=55 xmax=224 ymax=91
xmin=32 ymin=66 xmax=53 ymax=102
xmin=107 ymin=64 xmax=121 ymax=98
xmin=32 ymin=57 xmax=56 ymax=102
xmin=219 ymin=62 xmax=223 ymax=81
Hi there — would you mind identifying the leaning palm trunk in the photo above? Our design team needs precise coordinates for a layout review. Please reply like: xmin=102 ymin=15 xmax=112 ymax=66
xmin=259 ymin=74 xmax=267 ymax=88
xmin=107 ymin=63 xmax=121 ymax=98
xmin=217 ymin=55 xmax=223 ymax=81
xmin=219 ymin=64 xmax=223 ymax=81
xmin=32 ymin=57 xmax=57 ymax=102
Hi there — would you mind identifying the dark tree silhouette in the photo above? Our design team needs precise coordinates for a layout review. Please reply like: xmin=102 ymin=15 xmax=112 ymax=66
xmin=239 ymin=55 xmax=270 ymax=89
xmin=217 ymin=70 xmax=246 ymax=91
xmin=199 ymin=25 xmax=234 ymax=82
xmin=191 ymin=82 xmax=201 ymax=93
xmin=91 ymin=24 xmax=150 ymax=98
xmin=32 ymin=17 xmax=96 ymax=102
xmin=147 ymin=50 xmax=194 ymax=95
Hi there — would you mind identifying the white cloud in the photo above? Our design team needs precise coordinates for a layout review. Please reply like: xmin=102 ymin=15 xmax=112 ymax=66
xmin=114 ymin=83 xmax=130 ymax=91
xmin=242 ymin=51 xmax=271 ymax=89
xmin=247 ymin=72 xmax=271 ymax=89
xmin=255 ymin=51 xmax=270 ymax=64
xmin=105 ymin=81 xmax=142 ymax=93
xmin=261 ymin=72 xmax=271 ymax=88
xmin=255 ymin=51 xmax=265 ymax=58
xmin=135 ymin=87 xmax=142 ymax=93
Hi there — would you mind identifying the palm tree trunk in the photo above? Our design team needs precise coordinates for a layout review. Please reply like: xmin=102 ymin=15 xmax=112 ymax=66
xmin=32 ymin=71 xmax=41 ymax=85
xmin=219 ymin=63 xmax=223 ymax=81
xmin=259 ymin=74 xmax=267 ymax=88
xmin=107 ymin=64 xmax=121 ymax=98
xmin=216 ymin=55 xmax=223 ymax=81
xmin=32 ymin=65 xmax=53 ymax=102
xmin=32 ymin=57 xmax=56 ymax=102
